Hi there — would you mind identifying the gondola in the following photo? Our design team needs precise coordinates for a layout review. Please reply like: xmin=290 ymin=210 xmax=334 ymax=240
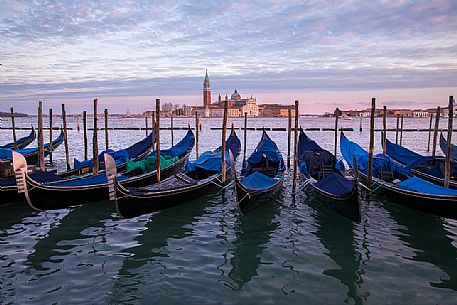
xmin=440 ymin=131 xmax=457 ymax=161
xmin=0 ymin=129 xmax=65 ymax=164
xmin=0 ymin=127 xmax=36 ymax=149
xmin=383 ymin=133 xmax=457 ymax=189
xmin=341 ymin=131 xmax=457 ymax=219
xmin=235 ymin=130 xmax=284 ymax=211
xmin=106 ymin=129 xmax=241 ymax=219
xmin=0 ymin=130 xmax=65 ymax=205
xmin=2 ymin=131 xmax=153 ymax=206
xmin=298 ymin=130 xmax=360 ymax=222
xmin=12 ymin=129 xmax=195 ymax=210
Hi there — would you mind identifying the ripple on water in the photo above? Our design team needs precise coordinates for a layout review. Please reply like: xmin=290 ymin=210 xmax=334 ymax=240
xmin=1 ymin=117 xmax=457 ymax=304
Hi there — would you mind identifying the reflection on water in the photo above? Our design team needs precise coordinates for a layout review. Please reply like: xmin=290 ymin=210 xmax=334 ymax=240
xmin=383 ymin=199 xmax=457 ymax=291
xmin=1 ymin=117 xmax=457 ymax=304
xmin=110 ymin=198 xmax=211 ymax=304
xmin=313 ymin=203 xmax=364 ymax=305
xmin=228 ymin=198 xmax=279 ymax=289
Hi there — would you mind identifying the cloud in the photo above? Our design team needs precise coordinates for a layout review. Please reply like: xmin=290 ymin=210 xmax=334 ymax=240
xmin=0 ymin=0 xmax=456 ymax=113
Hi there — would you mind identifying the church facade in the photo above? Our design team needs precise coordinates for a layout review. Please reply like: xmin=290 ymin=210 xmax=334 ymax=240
xmin=193 ymin=70 xmax=293 ymax=118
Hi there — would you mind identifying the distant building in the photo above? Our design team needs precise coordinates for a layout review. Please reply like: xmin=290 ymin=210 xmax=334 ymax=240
xmin=259 ymin=104 xmax=295 ymax=117
xmin=413 ymin=109 xmax=428 ymax=117
xmin=339 ymin=108 xmax=413 ymax=118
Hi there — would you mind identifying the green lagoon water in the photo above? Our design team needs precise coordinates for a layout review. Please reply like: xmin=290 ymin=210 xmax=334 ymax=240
xmin=0 ymin=116 xmax=456 ymax=304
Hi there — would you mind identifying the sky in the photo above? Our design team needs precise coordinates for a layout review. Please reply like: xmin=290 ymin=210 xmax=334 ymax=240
xmin=0 ymin=0 xmax=456 ymax=114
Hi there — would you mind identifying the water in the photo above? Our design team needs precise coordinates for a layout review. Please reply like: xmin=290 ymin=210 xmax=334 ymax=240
xmin=1 ymin=117 xmax=457 ymax=304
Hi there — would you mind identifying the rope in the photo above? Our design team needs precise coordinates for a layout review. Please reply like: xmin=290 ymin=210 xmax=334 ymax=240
xmin=281 ymin=174 xmax=314 ymax=194
xmin=208 ymin=177 xmax=234 ymax=190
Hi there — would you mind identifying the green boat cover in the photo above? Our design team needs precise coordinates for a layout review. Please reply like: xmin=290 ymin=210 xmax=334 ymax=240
xmin=126 ymin=155 xmax=178 ymax=173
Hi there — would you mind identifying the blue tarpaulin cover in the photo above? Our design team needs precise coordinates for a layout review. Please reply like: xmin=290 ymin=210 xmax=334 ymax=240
xmin=49 ymin=172 xmax=128 ymax=187
xmin=1 ymin=147 xmax=35 ymax=159
xmin=385 ymin=137 xmax=457 ymax=179
xmin=397 ymin=176 xmax=457 ymax=196
xmin=384 ymin=137 xmax=423 ymax=165
xmin=74 ymin=149 xmax=129 ymax=170
xmin=298 ymin=131 xmax=323 ymax=157
xmin=0 ymin=130 xmax=64 ymax=160
xmin=314 ymin=173 xmax=354 ymax=196
xmin=241 ymin=171 xmax=278 ymax=190
xmin=73 ymin=132 xmax=154 ymax=170
xmin=160 ymin=129 xmax=194 ymax=158
xmin=125 ymin=132 xmax=154 ymax=158
xmin=298 ymin=130 xmax=335 ymax=177
xmin=2 ymin=171 xmax=74 ymax=186
xmin=185 ymin=150 xmax=230 ymax=173
xmin=226 ymin=129 xmax=241 ymax=158
xmin=340 ymin=134 xmax=411 ymax=177
xmin=246 ymin=132 xmax=284 ymax=166
xmin=1 ymin=128 xmax=35 ymax=149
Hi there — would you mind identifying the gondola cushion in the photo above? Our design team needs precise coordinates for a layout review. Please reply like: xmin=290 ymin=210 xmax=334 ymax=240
xmin=241 ymin=171 xmax=278 ymax=190
xmin=314 ymin=173 xmax=354 ymax=196
xmin=185 ymin=150 xmax=230 ymax=173
xmin=396 ymin=176 xmax=457 ymax=196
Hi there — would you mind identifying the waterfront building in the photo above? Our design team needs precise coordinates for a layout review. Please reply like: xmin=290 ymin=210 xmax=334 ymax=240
xmin=258 ymin=104 xmax=295 ymax=117
xmin=413 ymin=109 xmax=429 ymax=117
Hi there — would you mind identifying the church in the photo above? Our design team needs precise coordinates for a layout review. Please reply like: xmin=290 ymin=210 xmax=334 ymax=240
xmin=195 ymin=70 xmax=259 ymax=117
xmin=193 ymin=70 xmax=294 ymax=118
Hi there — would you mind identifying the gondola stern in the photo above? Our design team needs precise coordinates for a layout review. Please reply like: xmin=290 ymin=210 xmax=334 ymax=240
xmin=12 ymin=151 xmax=27 ymax=194
xmin=104 ymin=153 xmax=119 ymax=202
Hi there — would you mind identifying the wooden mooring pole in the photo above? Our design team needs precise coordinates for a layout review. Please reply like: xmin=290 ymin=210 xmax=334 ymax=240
xmin=287 ymin=108 xmax=292 ymax=168
xmin=359 ymin=116 xmax=362 ymax=132
xmin=145 ymin=116 xmax=148 ymax=137
xmin=432 ymin=106 xmax=441 ymax=157
xmin=83 ymin=111 xmax=88 ymax=160
xmin=151 ymin=112 xmax=156 ymax=150
xmin=49 ymin=108 xmax=53 ymax=164
xmin=293 ymin=100 xmax=299 ymax=191
xmin=383 ymin=106 xmax=387 ymax=154
xmin=195 ymin=112 xmax=199 ymax=158
xmin=221 ymin=100 xmax=228 ymax=183
xmin=62 ymin=104 xmax=70 ymax=171
xmin=156 ymin=99 xmax=161 ymax=183
xmin=427 ymin=114 xmax=434 ymax=153
xmin=10 ymin=107 xmax=17 ymax=150
xmin=104 ymin=109 xmax=109 ymax=151
xmin=395 ymin=114 xmax=400 ymax=144
xmin=367 ymin=98 xmax=376 ymax=189
xmin=334 ymin=108 xmax=339 ymax=158
xmin=244 ymin=112 xmax=248 ymax=161
xmin=38 ymin=101 xmax=45 ymax=171
xmin=444 ymin=96 xmax=454 ymax=188
xmin=93 ymin=99 xmax=99 ymax=175
xmin=400 ymin=114 xmax=404 ymax=146
xmin=77 ymin=115 xmax=80 ymax=131
xmin=171 ymin=115 xmax=174 ymax=146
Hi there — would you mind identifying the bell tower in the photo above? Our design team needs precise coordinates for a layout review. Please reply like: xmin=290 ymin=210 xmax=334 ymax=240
xmin=203 ymin=69 xmax=211 ymax=108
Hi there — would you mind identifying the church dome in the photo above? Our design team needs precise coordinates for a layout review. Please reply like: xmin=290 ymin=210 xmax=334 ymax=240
xmin=231 ymin=89 xmax=241 ymax=100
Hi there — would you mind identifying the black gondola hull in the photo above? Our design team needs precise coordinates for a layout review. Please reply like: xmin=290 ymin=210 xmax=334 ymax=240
xmin=302 ymin=173 xmax=361 ymax=222
xmin=410 ymin=168 xmax=457 ymax=190
xmin=0 ymin=186 xmax=24 ymax=205
xmin=115 ymin=169 xmax=231 ymax=218
xmin=22 ymin=153 xmax=189 ymax=211
xmin=357 ymin=172 xmax=457 ymax=219
xmin=235 ymin=176 xmax=282 ymax=212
